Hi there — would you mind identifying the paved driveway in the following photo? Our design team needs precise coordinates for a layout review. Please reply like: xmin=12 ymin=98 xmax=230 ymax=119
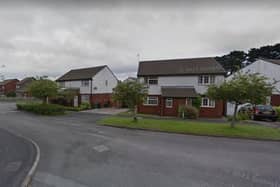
xmin=0 ymin=102 xmax=280 ymax=187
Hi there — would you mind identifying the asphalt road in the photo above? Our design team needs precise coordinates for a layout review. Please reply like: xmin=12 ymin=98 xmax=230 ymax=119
xmin=0 ymin=102 xmax=280 ymax=187
xmin=0 ymin=127 xmax=36 ymax=187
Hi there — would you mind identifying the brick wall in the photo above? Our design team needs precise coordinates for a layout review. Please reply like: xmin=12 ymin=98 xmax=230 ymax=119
xmin=138 ymin=95 xmax=162 ymax=115
xmin=1 ymin=80 xmax=19 ymax=95
xmin=271 ymin=94 xmax=280 ymax=106
xmin=91 ymin=93 xmax=115 ymax=107
xmin=199 ymin=100 xmax=224 ymax=118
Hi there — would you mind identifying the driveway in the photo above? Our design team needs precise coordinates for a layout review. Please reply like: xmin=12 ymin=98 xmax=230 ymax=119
xmin=0 ymin=128 xmax=37 ymax=187
xmin=0 ymin=102 xmax=280 ymax=187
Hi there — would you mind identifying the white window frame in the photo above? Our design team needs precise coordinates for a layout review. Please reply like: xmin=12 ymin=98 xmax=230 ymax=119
xmin=198 ymin=75 xmax=215 ymax=85
xmin=81 ymin=80 xmax=90 ymax=87
xmin=165 ymin=98 xmax=173 ymax=108
xmin=147 ymin=77 xmax=158 ymax=85
xmin=201 ymin=97 xmax=215 ymax=108
xmin=144 ymin=96 xmax=158 ymax=106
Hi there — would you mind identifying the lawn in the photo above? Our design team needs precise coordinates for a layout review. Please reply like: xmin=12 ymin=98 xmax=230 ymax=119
xmin=98 ymin=116 xmax=280 ymax=141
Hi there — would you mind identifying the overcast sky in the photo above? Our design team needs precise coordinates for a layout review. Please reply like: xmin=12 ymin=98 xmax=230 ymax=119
xmin=0 ymin=1 xmax=280 ymax=80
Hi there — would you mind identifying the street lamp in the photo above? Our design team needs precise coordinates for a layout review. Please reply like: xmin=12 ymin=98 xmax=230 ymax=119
xmin=0 ymin=64 xmax=5 ymax=81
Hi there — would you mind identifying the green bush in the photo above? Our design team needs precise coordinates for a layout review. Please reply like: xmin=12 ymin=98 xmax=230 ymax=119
xmin=227 ymin=112 xmax=250 ymax=121
xmin=6 ymin=92 xmax=16 ymax=97
xmin=274 ymin=107 xmax=280 ymax=121
xmin=80 ymin=102 xmax=91 ymax=110
xmin=16 ymin=103 xmax=65 ymax=115
xmin=178 ymin=105 xmax=199 ymax=119
xmin=192 ymin=96 xmax=201 ymax=109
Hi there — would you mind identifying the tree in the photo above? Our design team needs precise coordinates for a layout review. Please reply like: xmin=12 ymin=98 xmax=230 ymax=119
xmin=112 ymin=81 xmax=147 ymax=121
xmin=28 ymin=79 xmax=58 ymax=104
xmin=207 ymin=73 xmax=274 ymax=127
xmin=215 ymin=51 xmax=247 ymax=75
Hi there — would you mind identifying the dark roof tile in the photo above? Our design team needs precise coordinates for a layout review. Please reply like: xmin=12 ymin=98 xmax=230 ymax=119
xmin=137 ymin=57 xmax=226 ymax=76
xmin=57 ymin=65 xmax=106 ymax=81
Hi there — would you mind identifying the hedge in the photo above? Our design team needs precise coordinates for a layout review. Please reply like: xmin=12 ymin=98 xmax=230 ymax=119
xmin=17 ymin=103 xmax=65 ymax=115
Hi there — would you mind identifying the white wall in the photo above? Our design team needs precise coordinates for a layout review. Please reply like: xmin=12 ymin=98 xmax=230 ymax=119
xmin=60 ymin=66 xmax=118 ymax=94
xmin=227 ymin=59 xmax=280 ymax=94
xmin=226 ymin=59 xmax=280 ymax=116
xmin=139 ymin=75 xmax=225 ymax=95
xmin=92 ymin=66 xmax=118 ymax=94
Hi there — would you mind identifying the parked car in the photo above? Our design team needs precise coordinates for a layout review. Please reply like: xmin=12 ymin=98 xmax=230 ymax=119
xmin=238 ymin=103 xmax=253 ymax=113
xmin=251 ymin=105 xmax=278 ymax=122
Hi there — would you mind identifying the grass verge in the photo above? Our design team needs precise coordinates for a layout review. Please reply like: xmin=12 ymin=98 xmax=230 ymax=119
xmin=98 ymin=116 xmax=280 ymax=141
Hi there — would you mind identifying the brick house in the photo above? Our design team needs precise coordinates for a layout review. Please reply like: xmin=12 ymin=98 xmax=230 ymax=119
xmin=56 ymin=65 xmax=118 ymax=107
xmin=137 ymin=57 xmax=226 ymax=118
xmin=226 ymin=58 xmax=280 ymax=114
xmin=16 ymin=77 xmax=36 ymax=97
xmin=0 ymin=79 xmax=19 ymax=96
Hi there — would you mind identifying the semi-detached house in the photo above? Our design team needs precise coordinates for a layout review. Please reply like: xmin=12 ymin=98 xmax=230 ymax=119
xmin=56 ymin=65 xmax=118 ymax=107
xmin=137 ymin=57 xmax=226 ymax=118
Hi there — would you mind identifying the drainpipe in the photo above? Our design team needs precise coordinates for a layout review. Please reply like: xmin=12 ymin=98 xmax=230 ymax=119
xmin=90 ymin=78 xmax=93 ymax=106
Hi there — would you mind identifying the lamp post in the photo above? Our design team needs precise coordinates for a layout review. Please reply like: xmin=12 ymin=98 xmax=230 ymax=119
xmin=0 ymin=64 xmax=5 ymax=81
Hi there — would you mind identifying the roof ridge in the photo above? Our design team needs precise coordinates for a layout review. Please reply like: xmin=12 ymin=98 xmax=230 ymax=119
xmin=69 ymin=65 xmax=107 ymax=71
xmin=139 ymin=57 xmax=215 ymax=63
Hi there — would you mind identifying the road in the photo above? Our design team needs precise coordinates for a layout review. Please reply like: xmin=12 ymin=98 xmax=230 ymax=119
xmin=0 ymin=102 xmax=280 ymax=187
xmin=0 ymin=126 xmax=36 ymax=187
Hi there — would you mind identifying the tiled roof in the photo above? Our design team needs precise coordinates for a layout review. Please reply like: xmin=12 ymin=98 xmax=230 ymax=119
xmin=161 ymin=86 xmax=198 ymax=98
xmin=138 ymin=57 xmax=226 ymax=76
xmin=57 ymin=65 xmax=106 ymax=81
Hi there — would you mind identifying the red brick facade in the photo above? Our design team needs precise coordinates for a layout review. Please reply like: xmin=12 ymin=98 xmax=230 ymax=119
xmin=79 ymin=93 xmax=117 ymax=107
xmin=199 ymin=100 xmax=224 ymax=118
xmin=271 ymin=94 xmax=280 ymax=106
xmin=0 ymin=79 xmax=19 ymax=95
xmin=138 ymin=95 xmax=224 ymax=118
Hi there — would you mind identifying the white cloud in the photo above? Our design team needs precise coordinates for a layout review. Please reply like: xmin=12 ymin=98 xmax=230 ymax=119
xmin=0 ymin=4 xmax=279 ymax=80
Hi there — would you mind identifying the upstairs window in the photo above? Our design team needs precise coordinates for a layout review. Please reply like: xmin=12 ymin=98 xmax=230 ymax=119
xmin=105 ymin=80 xmax=108 ymax=86
xmin=59 ymin=82 xmax=65 ymax=88
xmin=145 ymin=77 xmax=158 ymax=85
xmin=81 ymin=80 xmax=89 ymax=87
xmin=198 ymin=75 xmax=215 ymax=85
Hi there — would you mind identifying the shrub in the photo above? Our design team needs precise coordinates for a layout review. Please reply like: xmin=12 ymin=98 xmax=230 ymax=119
xmin=6 ymin=92 xmax=16 ymax=97
xmin=192 ymin=96 xmax=202 ymax=109
xmin=274 ymin=107 xmax=280 ymax=121
xmin=178 ymin=105 xmax=199 ymax=119
xmin=80 ymin=102 xmax=91 ymax=110
xmin=103 ymin=101 xmax=111 ymax=108
xmin=16 ymin=103 xmax=65 ymax=115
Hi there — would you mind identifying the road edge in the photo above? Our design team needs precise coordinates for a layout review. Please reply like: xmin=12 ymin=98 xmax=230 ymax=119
xmin=20 ymin=135 xmax=40 ymax=187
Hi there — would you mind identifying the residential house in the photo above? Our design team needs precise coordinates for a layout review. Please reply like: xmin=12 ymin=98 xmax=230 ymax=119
xmin=16 ymin=77 xmax=36 ymax=97
xmin=137 ymin=57 xmax=226 ymax=118
xmin=226 ymin=58 xmax=280 ymax=115
xmin=56 ymin=65 xmax=118 ymax=107
xmin=123 ymin=77 xmax=137 ymax=83
xmin=0 ymin=79 xmax=19 ymax=96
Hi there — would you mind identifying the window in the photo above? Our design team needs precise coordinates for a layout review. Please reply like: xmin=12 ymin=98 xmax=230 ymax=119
xmin=105 ymin=80 xmax=108 ymax=86
xmin=198 ymin=75 xmax=215 ymax=85
xmin=81 ymin=80 xmax=89 ymax=87
xmin=81 ymin=95 xmax=90 ymax=103
xmin=165 ymin=98 xmax=173 ymax=108
xmin=146 ymin=77 xmax=158 ymax=85
xmin=144 ymin=96 xmax=158 ymax=106
xmin=59 ymin=82 xmax=65 ymax=88
xmin=201 ymin=97 xmax=215 ymax=108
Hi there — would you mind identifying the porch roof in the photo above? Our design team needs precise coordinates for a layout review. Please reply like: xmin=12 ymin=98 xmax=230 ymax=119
xmin=161 ymin=86 xmax=198 ymax=98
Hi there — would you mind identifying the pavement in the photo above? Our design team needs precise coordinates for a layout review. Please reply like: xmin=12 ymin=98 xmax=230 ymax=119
xmin=0 ymin=102 xmax=280 ymax=187
xmin=81 ymin=108 xmax=128 ymax=115
xmin=0 ymin=128 xmax=37 ymax=187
